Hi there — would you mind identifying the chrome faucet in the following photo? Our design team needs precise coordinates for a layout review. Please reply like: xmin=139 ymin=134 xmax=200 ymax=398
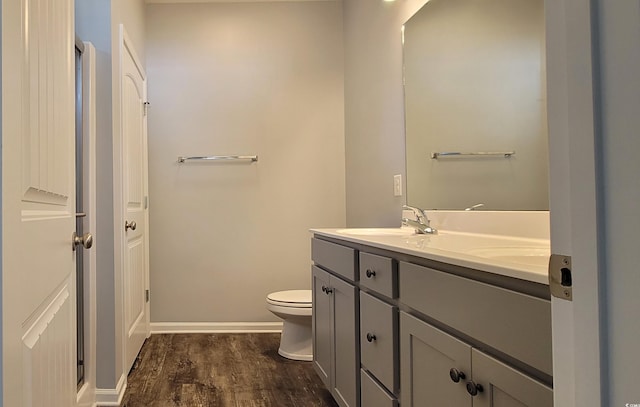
xmin=464 ymin=203 xmax=485 ymax=211
xmin=402 ymin=205 xmax=437 ymax=234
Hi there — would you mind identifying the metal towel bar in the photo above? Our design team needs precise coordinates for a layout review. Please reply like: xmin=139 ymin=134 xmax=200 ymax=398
xmin=430 ymin=151 xmax=515 ymax=159
xmin=177 ymin=155 xmax=258 ymax=163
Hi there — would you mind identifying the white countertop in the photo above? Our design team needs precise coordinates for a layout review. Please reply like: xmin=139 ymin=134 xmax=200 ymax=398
xmin=311 ymin=227 xmax=550 ymax=285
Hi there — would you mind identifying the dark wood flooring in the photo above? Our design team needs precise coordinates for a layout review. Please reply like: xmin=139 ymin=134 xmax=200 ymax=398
xmin=119 ymin=333 xmax=339 ymax=407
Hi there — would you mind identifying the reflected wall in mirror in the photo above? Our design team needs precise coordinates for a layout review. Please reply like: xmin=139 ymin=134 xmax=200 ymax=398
xmin=403 ymin=0 xmax=549 ymax=210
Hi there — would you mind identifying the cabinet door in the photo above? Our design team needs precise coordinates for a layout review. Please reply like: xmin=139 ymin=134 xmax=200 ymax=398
xmin=312 ymin=266 xmax=332 ymax=388
xmin=471 ymin=349 xmax=553 ymax=407
xmin=331 ymin=275 xmax=359 ymax=407
xmin=400 ymin=312 xmax=472 ymax=407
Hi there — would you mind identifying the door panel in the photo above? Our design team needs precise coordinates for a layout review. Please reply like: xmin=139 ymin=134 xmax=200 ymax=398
xmin=472 ymin=349 xmax=553 ymax=407
xmin=400 ymin=312 xmax=472 ymax=407
xmin=312 ymin=266 xmax=332 ymax=388
xmin=331 ymin=275 xmax=358 ymax=407
xmin=121 ymin=32 xmax=149 ymax=372
xmin=2 ymin=0 xmax=77 ymax=405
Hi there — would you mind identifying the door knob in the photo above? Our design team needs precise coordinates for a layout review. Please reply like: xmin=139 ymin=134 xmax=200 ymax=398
xmin=125 ymin=220 xmax=137 ymax=231
xmin=466 ymin=381 xmax=484 ymax=396
xmin=72 ymin=232 xmax=93 ymax=251
xmin=449 ymin=368 xmax=466 ymax=383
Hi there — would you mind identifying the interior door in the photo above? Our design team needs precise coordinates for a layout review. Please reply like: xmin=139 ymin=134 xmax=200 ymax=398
xmin=121 ymin=29 xmax=150 ymax=372
xmin=2 ymin=0 xmax=77 ymax=405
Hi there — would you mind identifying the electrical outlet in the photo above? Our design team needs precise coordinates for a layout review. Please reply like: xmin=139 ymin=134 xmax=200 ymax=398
xmin=394 ymin=174 xmax=402 ymax=196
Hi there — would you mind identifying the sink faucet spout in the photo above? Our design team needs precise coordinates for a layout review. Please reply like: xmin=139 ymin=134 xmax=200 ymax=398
xmin=402 ymin=205 xmax=437 ymax=234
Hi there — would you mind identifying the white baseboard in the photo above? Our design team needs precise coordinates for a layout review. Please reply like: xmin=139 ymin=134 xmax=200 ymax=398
xmin=150 ymin=321 xmax=283 ymax=334
xmin=95 ymin=373 xmax=126 ymax=406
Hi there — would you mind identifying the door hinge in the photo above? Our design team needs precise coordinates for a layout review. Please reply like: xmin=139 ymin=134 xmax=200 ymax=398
xmin=144 ymin=196 xmax=148 ymax=209
xmin=143 ymin=101 xmax=150 ymax=116
xmin=145 ymin=289 xmax=150 ymax=303
xmin=549 ymin=254 xmax=572 ymax=301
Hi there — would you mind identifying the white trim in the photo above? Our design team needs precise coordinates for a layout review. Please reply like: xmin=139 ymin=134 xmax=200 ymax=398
xmin=76 ymin=41 xmax=98 ymax=407
xmin=546 ymin=0 xmax=604 ymax=405
xmin=151 ymin=322 xmax=284 ymax=334
xmin=94 ymin=373 xmax=126 ymax=406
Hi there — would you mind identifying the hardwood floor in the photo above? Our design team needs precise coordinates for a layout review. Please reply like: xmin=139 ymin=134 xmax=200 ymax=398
xmin=119 ymin=333 xmax=339 ymax=407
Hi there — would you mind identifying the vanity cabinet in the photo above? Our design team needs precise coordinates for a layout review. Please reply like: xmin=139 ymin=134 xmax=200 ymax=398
xmin=311 ymin=239 xmax=359 ymax=407
xmin=311 ymin=233 xmax=552 ymax=407
xmin=400 ymin=312 xmax=553 ymax=407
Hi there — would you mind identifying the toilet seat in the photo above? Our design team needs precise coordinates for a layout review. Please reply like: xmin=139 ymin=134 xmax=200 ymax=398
xmin=267 ymin=290 xmax=312 ymax=308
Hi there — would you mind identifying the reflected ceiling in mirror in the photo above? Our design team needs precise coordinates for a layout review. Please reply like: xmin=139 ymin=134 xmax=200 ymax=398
xmin=403 ymin=0 xmax=549 ymax=210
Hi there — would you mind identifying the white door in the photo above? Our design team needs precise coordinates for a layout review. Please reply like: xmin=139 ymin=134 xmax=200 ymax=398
xmin=120 ymin=29 xmax=150 ymax=372
xmin=2 ymin=0 xmax=78 ymax=406
xmin=546 ymin=0 xmax=603 ymax=405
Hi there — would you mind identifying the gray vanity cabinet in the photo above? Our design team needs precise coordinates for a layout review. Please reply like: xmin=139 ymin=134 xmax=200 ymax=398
xmin=399 ymin=258 xmax=553 ymax=407
xmin=312 ymin=238 xmax=359 ymax=407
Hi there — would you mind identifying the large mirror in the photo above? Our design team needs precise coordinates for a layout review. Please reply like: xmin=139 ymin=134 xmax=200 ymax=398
xmin=403 ymin=0 xmax=549 ymax=210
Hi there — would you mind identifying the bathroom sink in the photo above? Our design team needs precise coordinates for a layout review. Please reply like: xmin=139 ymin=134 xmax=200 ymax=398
xmin=467 ymin=247 xmax=550 ymax=267
xmin=335 ymin=228 xmax=415 ymax=237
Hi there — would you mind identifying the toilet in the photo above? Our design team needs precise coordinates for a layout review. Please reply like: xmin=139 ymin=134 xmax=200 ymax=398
xmin=266 ymin=290 xmax=313 ymax=361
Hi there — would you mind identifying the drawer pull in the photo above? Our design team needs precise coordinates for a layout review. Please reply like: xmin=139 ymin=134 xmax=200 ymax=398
xmin=466 ymin=381 xmax=484 ymax=396
xmin=321 ymin=286 xmax=333 ymax=294
xmin=366 ymin=333 xmax=377 ymax=342
xmin=449 ymin=368 xmax=466 ymax=383
xmin=365 ymin=269 xmax=376 ymax=278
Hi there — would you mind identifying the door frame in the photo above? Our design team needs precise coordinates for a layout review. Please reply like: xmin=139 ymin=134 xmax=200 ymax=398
xmin=76 ymin=40 xmax=98 ymax=407
xmin=113 ymin=24 xmax=150 ymax=379
xmin=546 ymin=0 xmax=605 ymax=405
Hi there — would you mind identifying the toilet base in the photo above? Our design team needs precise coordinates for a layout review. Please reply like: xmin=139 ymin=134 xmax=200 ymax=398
xmin=278 ymin=316 xmax=312 ymax=361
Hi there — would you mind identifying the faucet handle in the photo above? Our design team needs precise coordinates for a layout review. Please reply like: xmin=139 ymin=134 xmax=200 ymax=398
xmin=403 ymin=205 xmax=428 ymax=222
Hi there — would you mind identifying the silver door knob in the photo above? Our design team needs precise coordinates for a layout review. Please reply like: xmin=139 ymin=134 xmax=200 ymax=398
xmin=125 ymin=220 xmax=137 ymax=231
xmin=72 ymin=232 xmax=93 ymax=251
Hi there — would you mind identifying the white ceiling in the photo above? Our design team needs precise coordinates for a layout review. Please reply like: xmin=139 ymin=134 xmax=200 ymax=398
xmin=146 ymin=0 xmax=338 ymax=3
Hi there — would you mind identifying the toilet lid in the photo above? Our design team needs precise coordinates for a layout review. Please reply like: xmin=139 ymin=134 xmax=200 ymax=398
xmin=267 ymin=290 xmax=312 ymax=307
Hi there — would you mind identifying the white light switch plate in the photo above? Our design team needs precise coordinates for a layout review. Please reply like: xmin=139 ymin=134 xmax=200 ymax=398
xmin=394 ymin=174 xmax=402 ymax=196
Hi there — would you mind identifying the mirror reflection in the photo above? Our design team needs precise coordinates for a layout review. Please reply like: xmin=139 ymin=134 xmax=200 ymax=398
xmin=403 ymin=0 xmax=549 ymax=210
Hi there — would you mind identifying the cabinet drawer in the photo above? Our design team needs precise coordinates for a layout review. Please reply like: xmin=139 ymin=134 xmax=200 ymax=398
xmin=360 ymin=291 xmax=398 ymax=393
xmin=359 ymin=252 xmax=397 ymax=298
xmin=399 ymin=261 xmax=552 ymax=377
xmin=312 ymin=238 xmax=357 ymax=281
xmin=361 ymin=369 xmax=398 ymax=407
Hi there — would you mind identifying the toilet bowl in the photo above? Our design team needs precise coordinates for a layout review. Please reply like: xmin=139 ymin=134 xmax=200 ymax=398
xmin=266 ymin=290 xmax=312 ymax=361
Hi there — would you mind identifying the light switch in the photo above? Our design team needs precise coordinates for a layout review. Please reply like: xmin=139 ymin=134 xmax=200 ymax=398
xmin=394 ymin=174 xmax=402 ymax=196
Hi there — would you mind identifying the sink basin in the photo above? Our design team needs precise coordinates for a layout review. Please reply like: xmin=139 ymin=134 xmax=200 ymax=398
xmin=467 ymin=247 xmax=550 ymax=267
xmin=335 ymin=228 xmax=415 ymax=237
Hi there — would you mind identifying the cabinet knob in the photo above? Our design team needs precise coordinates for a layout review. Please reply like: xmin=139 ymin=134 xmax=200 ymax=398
xmin=366 ymin=333 xmax=377 ymax=342
xmin=466 ymin=381 xmax=484 ymax=396
xmin=321 ymin=286 xmax=333 ymax=294
xmin=365 ymin=269 xmax=376 ymax=278
xmin=449 ymin=368 xmax=466 ymax=383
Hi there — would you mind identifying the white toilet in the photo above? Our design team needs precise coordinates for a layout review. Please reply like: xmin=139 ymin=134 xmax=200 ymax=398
xmin=266 ymin=290 xmax=313 ymax=361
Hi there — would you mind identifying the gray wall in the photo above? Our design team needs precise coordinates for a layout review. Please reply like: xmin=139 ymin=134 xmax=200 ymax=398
xmin=75 ymin=0 xmax=146 ymax=390
xmin=146 ymin=1 xmax=345 ymax=323
xmin=343 ymin=0 xmax=427 ymax=227
xmin=597 ymin=1 xmax=640 ymax=405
